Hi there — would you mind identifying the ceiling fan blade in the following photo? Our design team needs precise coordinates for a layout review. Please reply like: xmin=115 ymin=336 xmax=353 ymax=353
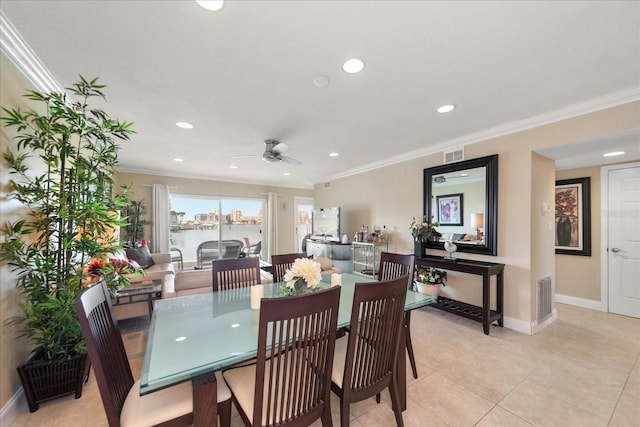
xmin=271 ymin=141 xmax=289 ymax=154
xmin=229 ymin=155 xmax=261 ymax=159
xmin=280 ymin=155 xmax=302 ymax=166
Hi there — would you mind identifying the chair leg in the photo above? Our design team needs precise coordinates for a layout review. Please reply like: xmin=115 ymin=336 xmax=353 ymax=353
xmin=405 ymin=314 xmax=418 ymax=379
xmin=388 ymin=380 xmax=405 ymax=427
xmin=321 ymin=403 xmax=333 ymax=427
xmin=340 ymin=398 xmax=350 ymax=427
xmin=218 ymin=398 xmax=232 ymax=427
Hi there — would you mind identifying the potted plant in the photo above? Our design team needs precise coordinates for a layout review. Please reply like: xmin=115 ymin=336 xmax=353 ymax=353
xmin=410 ymin=216 xmax=441 ymax=257
xmin=0 ymin=76 xmax=134 ymax=411
xmin=414 ymin=267 xmax=447 ymax=296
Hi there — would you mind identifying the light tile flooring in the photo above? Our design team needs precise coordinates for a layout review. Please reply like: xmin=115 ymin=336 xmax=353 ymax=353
xmin=9 ymin=303 xmax=640 ymax=426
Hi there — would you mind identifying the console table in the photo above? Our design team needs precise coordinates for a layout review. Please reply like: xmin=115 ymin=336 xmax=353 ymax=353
xmin=415 ymin=255 xmax=505 ymax=335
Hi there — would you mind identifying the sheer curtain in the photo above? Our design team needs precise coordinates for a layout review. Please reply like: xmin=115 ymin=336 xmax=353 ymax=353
xmin=152 ymin=184 xmax=171 ymax=253
xmin=265 ymin=192 xmax=278 ymax=260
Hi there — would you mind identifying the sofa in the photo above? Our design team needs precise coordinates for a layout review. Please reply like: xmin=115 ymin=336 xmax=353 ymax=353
xmin=165 ymin=257 xmax=341 ymax=298
xmin=113 ymin=251 xmax=176 ymax=320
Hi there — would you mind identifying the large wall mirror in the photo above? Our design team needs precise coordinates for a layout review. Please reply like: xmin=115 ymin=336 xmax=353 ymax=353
xmin=423 ymin=154 xmax=498 ymax=256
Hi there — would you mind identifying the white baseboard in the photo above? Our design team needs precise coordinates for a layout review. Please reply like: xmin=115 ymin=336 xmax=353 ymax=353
xmin=531 ymin=309 xmax=558 ymax=335
xmin=555 ymin=294 xmax=604 ymax=311
xmin=0 ymin=387 xmax=26 ymax=427
xmin=503 ymin=315 xmax=534 ymax=336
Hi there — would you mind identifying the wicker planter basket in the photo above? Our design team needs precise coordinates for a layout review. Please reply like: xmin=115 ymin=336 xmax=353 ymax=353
xmin=17 ymin=352 xmax=91 ymax=412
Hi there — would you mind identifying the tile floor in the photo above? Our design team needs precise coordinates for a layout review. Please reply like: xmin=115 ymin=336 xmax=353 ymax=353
xmin=9 ymin=303 xmax=640 ymax=427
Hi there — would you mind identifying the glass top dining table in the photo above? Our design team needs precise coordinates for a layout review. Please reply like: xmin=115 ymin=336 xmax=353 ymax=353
xmin=140 ymin=272 xmax=436 ymax=424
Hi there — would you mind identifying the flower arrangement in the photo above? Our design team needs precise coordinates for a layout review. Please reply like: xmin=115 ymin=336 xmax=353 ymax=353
xmin=410 ymin=216 xmax=441 ymax=242
xmin=415 ymin=267 xmax=447 ymax=286
xmin=87 ymin=258 xmax=143 ymax=291
xmin=280 ymin=258 xmax=323 ymax=296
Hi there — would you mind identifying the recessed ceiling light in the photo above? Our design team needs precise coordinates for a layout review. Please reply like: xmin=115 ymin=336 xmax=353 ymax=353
xmin=283 ymin=172 xmax=291 ymax=176
xmin=229 ymin=165 xmax=238 ymax=169
xmin=175 ymin=122 xmax=193 ymax=129
xmin=343 ymin=58 xmax=365 ymax=74
xmin=313 ymin=76 xmax=330 ymax=88
xmin=437 ymin=105 xmax=456 ymax=113
xmin=329 ymin=152 xmax=339 ymax=157
xmin=603 ymin=151 xmax=625 ymax=157
xmin=195 ymin=0 xmax=224 ymax=11
xmin=173 ymin=158 xmax=184 ymax=162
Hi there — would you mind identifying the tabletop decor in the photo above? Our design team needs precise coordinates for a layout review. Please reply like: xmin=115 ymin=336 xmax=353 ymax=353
xmin=280 ymin=257 xmax=322 ymax=296
xmin=410 ymin=216 xmax=441 ymax=258
xmin=414 ymin=267 xmax=447 ymax=296
xmin=86 ymin=258 xmax=143 ymax=292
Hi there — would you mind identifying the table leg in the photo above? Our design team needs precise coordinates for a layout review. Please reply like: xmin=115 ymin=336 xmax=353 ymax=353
xmin=482 ymin=273 xmax=490 ymax=335
xmin=192 ymin=373 xmax=218 ymax=427
xmin=398 ymin=321 xmax=407 ymax=411
xmin=497 ymin=271 xmax=504 ymax=327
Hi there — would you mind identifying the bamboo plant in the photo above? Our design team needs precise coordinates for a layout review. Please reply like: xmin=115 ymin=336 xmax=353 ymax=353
xmin=0 ymin=76 xmax=134 ymax=362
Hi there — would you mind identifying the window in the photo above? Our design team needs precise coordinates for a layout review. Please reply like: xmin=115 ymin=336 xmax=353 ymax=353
xmin=170 ymin=195 xmax=264 ymax=266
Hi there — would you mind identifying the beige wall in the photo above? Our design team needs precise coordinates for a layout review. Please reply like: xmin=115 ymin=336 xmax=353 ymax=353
xmin=315 ymin=101 xmax=640 ymax=330
xmin=555 ymin=166 xmax=602 ymax=301
xmin=114 ymin=172 xmax=314 ymax=255
xmin=0 ymin=55 xmax=39 ymax=408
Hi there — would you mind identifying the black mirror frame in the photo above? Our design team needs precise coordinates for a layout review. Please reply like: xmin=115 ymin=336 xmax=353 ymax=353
xmin=423 ymin=154 xmax=499 ymax=256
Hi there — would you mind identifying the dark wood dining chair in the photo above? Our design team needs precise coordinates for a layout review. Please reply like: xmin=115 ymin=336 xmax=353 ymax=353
xmin=378 ymin=252 xmax=418 ymax=379
xmin=212 ymin=257 xmax=262 ymax=291
xmin=223 ymin=286 xmax=341 ymax=427
xmin=270 ymin=252 xmax=308 ymax=282
xmin=75 ymin=281 xmax=232 ymax=427
xmin=331 ymin=275 xmax=409 ymax=427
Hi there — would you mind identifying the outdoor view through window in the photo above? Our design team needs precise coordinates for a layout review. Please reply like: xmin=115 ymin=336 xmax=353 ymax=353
xmin=170 ymin=195 xmax=264 ymax=266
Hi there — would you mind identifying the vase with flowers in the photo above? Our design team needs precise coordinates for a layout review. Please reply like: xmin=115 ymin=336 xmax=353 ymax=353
xmin=86 ymin=258 xmax=143 ymax=293
xmin=410 ymin=216 xmax=442 ymax=257
xmin=280 ymin=258 xmax=323 ymax=296
xmin=414 ymin=267 xmax=447 ymax=296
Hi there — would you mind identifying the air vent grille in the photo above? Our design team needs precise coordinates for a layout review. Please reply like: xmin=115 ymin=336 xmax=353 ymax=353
xmin=443 ymin=148 xmax=464 ymax=164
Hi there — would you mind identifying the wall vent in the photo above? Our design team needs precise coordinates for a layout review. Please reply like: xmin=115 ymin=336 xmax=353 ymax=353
xmin=443 ymin=148 xmax=464 ymax=164
xmin=537 ymin=276 xmax=553 ymax=322
xmin=324 ymin=182 xmax=331 ymax=188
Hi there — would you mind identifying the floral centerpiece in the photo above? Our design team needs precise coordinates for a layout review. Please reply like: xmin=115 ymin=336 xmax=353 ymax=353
xmin=86 ymin=258 xmax=143 ymax=292
xmin=280 ymin=258 xmax=323 ymax=296
xmin=410 ymin=216 xmax=441 ymax=242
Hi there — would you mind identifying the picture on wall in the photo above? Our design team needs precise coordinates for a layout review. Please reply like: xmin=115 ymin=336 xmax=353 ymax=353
xmin=555 ymin=177 xmax=591 ymax=256
xmin=436 ymin=193 xmax=463 ymax=226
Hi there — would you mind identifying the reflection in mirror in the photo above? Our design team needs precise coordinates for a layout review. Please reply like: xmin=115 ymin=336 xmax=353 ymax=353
xmin=423 ymin=154 xmax=498 ymax=256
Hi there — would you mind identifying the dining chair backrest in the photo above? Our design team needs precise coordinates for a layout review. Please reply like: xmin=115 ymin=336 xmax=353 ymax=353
xmin=212 ymin=257 xmax=262 ymax=291
xmin=75 ymin=281 xmax=134 ymax=427
xmin=254 ymin=286 xmax=341 ymax=426
xmin=337 ymin=275 xmax=408 ymax=420
xmin=378 ymin=252 xmax=415 ymax=289
xmin=270 ymin=252 xmax=308 ymax=282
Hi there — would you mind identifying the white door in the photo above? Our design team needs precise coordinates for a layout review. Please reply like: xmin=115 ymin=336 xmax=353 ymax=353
xmin=605 ymin=164 xmax=640 ymax=318
xmin=294 ymin=197 xmax=314 ymax=252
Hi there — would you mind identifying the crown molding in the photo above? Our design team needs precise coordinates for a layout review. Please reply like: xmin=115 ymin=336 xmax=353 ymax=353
xmin=0 ymin=10 xmax=62 ymax=94
xmin=315 ymin=87 xmax=640 ymax=184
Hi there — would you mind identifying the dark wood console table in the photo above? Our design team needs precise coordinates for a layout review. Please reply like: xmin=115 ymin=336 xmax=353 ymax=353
xmin=415 ymin=255 xmax=505 ymax=335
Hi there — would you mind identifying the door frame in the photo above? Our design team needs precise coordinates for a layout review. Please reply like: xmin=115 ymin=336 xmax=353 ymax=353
xmin=293 ymin=197 xmax=314 ymax=252
xmin=600 ymin=161 xmax=640 ymax=312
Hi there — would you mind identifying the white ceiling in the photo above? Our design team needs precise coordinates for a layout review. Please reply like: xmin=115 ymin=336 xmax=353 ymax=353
xmin=1 ymin=1 xmax=639 ymax=188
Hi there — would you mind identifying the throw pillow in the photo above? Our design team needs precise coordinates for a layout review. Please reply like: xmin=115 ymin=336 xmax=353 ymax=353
xmin=126 ymin=246 xmax=155 ymax=269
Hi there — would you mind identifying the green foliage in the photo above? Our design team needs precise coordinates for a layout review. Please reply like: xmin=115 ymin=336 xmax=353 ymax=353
xmin=121 ymin=199 xmax=153 ymax=247
xmin=0 ymin=76 xmax=134 ymax=362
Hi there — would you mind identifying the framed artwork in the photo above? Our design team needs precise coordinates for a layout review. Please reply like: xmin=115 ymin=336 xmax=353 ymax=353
xmin=436 ymin=193 xmax=463 ymax=226
xmin=555 ymin=177 xmax=591 ymax=256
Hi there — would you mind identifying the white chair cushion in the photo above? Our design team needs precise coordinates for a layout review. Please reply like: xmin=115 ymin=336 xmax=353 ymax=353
xmin=120 ymin=372 xmax=231 ymax=427
xmin=331 ymin=336 xmax=348 ymax=389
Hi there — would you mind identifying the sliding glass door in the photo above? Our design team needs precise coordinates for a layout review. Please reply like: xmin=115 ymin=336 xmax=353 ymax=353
xmin=170 ymin=195 xmax=264 ymax=268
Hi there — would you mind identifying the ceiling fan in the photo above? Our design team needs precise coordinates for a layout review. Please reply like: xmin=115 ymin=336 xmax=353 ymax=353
xmin=433 ymin=173 xmax=469 ymax=183
xmin=232 ymin=139 xmax=302 ymax=166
